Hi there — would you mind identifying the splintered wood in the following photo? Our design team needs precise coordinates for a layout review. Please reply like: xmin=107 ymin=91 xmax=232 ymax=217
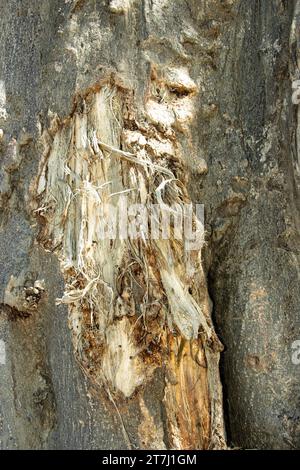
xmin=32 ymin=74 xmax=226 ymax=449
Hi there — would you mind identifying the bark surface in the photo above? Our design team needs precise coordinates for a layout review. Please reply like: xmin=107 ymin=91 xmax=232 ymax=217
xmin=0 ymin=0 xmax=299 ymax=450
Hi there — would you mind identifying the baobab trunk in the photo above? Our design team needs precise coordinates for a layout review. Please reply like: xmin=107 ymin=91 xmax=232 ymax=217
xmin=0 ymin=0 xmax=299 ymax=450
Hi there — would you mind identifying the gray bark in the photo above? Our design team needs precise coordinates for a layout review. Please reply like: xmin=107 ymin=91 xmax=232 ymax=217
xmin=0 ymin=0 xmax=299 ymax=450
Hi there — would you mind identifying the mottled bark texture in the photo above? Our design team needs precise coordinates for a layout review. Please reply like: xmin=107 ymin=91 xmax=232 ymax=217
xmin=0 ymin=0 xmax=299 ymax=450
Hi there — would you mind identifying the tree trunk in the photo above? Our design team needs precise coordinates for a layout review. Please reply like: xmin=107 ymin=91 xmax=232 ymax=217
xmin=0 ymin=0 xmax=299 ymax=450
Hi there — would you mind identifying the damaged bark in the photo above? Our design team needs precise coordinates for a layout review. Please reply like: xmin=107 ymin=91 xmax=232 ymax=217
xmin=31 ymin=76 xmax=225 ymax=448
xmin=0 ymin=0 xmax=299 ymax=450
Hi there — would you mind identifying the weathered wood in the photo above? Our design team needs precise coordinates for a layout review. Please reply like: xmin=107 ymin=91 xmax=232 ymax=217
xmin=0 ymin=0 xmax=299 ymax=449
